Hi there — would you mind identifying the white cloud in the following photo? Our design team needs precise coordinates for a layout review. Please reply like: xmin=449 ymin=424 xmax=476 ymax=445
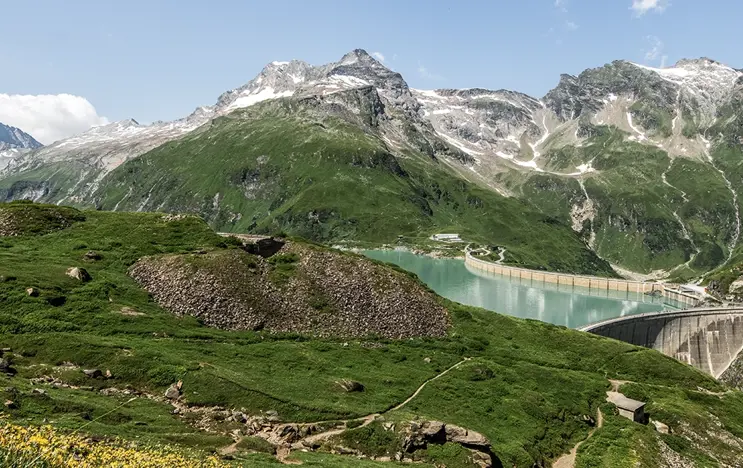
xmin=565 ymin=20 xmax=578 ymax=30
xmin=417 ymin=63 xmax=444 ymax=81
xmin=554 ymin=0 xmax=567 ymax=12
xmin=631 ymin=0 xmax=669 ymax=16
xmin=644 ymin=35 xmax=664 ymax=62
xmin=371 ymin=51 xmax=386 ymax=62
xmin=0 ymin=94 xmax=109 ymax=145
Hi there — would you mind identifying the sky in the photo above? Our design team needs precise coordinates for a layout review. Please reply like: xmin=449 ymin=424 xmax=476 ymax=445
xmin=0 ymin=0 xmax=741 ymax=144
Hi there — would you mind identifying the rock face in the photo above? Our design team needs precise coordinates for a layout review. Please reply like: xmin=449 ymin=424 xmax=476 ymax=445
xmin=0 ymin=123 xmax=42 ymax=152
xmin=128 ymin=242 xmax=449 ymax=339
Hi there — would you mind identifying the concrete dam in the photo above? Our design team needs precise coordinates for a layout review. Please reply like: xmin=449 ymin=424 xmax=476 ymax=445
xmin=581 ymin=308 xmax=743 ymax=378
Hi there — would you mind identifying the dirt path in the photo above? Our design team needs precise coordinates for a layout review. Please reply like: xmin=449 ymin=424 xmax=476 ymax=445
xmin=551 ymin=408 xmax=603 ymax=468
xmin=609 ymin=379 xmax=630 ymax=392
xmin=298 ymin=357 xmax=471 ymax=445
xmin=389 ymin=357 xmax=471 ymax=412
xmin=222 ymin=357 xmax=473 ymax=463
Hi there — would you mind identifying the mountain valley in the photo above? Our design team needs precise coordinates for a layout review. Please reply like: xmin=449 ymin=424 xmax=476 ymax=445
xmin=3 ymin=51 xmax=743 ymax=279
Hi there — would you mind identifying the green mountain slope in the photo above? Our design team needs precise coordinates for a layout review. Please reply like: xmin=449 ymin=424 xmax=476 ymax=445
xmin=0 ymin=202 xmax=742 ymax=467
xmin=497 ymin=126 xmax=740 ymax=277
xmin=90 ymin=98 xmax=613 ymax=275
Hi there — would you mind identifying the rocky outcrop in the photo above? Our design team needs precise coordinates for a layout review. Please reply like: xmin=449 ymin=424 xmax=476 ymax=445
xmin=402 ymin=420 xmax=497 ymax=468
xmin=128 ymin=242 xmax=449 ymax=339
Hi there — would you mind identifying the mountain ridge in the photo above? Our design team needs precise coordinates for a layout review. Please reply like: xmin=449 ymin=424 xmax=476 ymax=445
xmin=2 ymin=49 xmax=743 ymax=277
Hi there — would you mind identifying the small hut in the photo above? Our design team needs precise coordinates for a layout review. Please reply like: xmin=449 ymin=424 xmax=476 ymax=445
xmin=607 ymin=392 xmax=646 ymax=423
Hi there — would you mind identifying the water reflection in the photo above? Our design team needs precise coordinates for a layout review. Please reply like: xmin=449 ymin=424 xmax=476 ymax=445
xmin=362 ymin=249 xmax=679 ymax=329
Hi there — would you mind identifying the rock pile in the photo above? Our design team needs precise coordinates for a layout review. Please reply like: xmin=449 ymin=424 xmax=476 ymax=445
xmin=129 ymin=242 xmax=449 ymax=339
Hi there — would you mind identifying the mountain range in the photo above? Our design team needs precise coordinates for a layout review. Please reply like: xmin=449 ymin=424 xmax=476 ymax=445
xmin=2 ymin=49 xmax=742 ymax=278
xmin=0 ymin=122 xmax=42 ymax=171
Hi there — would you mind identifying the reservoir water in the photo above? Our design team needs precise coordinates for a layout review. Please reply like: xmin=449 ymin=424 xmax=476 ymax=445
xmin=362 ymin=249 xmax=679 ymax=329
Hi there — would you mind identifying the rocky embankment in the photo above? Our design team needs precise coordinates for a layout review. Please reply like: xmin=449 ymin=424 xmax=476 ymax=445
xmin=720 ymin=356 xmax=743 ymax=390
xmin=129 ymin=241 xmax=449 ymax=339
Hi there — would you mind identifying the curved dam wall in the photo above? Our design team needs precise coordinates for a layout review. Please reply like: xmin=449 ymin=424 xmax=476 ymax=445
xmin=580 ymin=308 xmax=743 ymax=378
xmin=465 ymin=252 xmax=662 ymax=294
xmin=464 ymin=253 xmax=700 ymax=307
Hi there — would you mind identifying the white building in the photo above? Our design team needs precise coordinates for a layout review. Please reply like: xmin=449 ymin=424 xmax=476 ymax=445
xmin=430 ymin=233 xmax=464 ymax=243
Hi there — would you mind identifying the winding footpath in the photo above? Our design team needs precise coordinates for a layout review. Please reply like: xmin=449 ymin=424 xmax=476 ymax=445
xmin=552 ymin=408 xmax=604 ymax=468
xmin=222 ymin=357 xmax=473 ymax=463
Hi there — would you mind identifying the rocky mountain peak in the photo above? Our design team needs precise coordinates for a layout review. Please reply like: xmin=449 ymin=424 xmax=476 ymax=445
xmin=0 ymin=123 xmax=42 ymax=151
xmin=338 ymin=48 xmax=376 ymax=65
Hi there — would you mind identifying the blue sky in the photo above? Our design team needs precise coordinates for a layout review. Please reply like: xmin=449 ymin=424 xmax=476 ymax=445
xmin=1 ymin=0 xmax=741 ymax=141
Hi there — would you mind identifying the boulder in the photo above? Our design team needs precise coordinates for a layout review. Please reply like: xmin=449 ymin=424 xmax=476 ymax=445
xmin=232 ymin=411 xmax=247 ymax=423
xmin=164 ymin=380 xmax=183 ymax=400
xmin=164 ymin=385 xmax=181 ymax=400
xmin=729 ymin=277 xmax=743 ymax=295
xmin=419 ymin=420 xmax=445 ymax=438
xmin=25 ymin=287 xmax=39 ymax=297
xmin=652 ymin=419 xmax=670 ymax=434
xmin=66 ymin=267 xmax=92 ymax=282
xmin=0 ymin=358 xmax=15 ymax=375
xmin=336 ymin=379 xmax=365 ymax=392
xmin=83 ymin=369 xmax=103 ymax=378
xmin=470 ymin=450 xmax=493 ymax=468
xmin=444 ymin=424 xmax=490 ymax=448
xmin=83 ymin=251 xmax=102 ymax=261
xmin=3 ymin=400 xmax=15 ymax=409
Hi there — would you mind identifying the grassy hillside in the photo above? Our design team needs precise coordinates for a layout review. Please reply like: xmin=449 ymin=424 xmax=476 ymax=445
xmin=88 ymin=100 xmax=613 ymax=276
xmin=498 ymin=127 xmax=738 ymax=277
xmin=0 ymin=202 xmax=742 ymax=467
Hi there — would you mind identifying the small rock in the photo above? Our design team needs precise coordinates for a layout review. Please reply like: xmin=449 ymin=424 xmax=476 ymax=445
xmin=80 ymin=386 xmax=94 ymax=391
xmin=164 ymin=383 xmax=181 ymax=400
xmin=652 ymin=419 xmax=670 ymax=434
xmin=0 ymin=358 xmax=14 ymax=375
xmin=336 ymin=379 xmax=364 ymax=392
xmin=119 ymin=307 xmax=145 ymax=316
xmin=265 ymin=410 xmax=279 ymax=417
xmin=25 ymin=287 xmax=39 ymax=297
xmin=4 ymin=400 xmax=15 ymax=409
xmin=424 ymin=357 xmax=431 ymax=363
xmin=83 ymin=251 xmax=102 ymax=261
xmin=105 ymin=369 xmax=112 ymax=379
xmin=83 ymin=369 xmax=103 ymax=378
xmin=66 ymin=267 xmax=92 ymax=282
xmin=32 ymin=388 xmax=46 ymax=395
